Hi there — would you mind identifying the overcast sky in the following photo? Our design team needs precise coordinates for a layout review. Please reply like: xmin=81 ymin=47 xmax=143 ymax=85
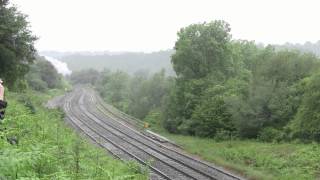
xmin=10 ymin=0 xmax=320 ymax=52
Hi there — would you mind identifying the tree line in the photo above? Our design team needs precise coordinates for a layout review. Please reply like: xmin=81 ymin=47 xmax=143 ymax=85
xmin=57 ymin=50 xmax=175 ymax=75
xmin=71 ymin=21 xmax=320 ymax=143
xmin=276 ymin=41 xmax=320 ymax=57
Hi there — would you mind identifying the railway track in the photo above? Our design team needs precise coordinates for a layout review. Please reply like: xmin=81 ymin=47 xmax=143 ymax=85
xmin=61 ymin=87 xmax=244 ymax=180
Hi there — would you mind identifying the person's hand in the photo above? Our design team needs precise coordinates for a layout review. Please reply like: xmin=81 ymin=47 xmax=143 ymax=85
xmin=0 ymin=82 xmax=4 ymax=101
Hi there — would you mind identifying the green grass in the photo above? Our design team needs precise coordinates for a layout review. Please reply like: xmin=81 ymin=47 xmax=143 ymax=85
xmin=0 ymin=90 xmax=148 ymax=179
xmin=153 ymin=130 xmax=320 ymax=180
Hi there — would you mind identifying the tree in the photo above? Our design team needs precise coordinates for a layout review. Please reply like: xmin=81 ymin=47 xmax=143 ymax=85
xmin=127 ymin=69 xmax=172 ymax=119
xmin=26 ymin=56 xmax=62 ymax=91
xmin=0 ymin=0 xmax=37 ymax=88
xmin=98 ymin=71 xmax=129 ymax=110
xmin=290 ymin=73 xmax=320 ymax=142
xmin=172 ymin=20 xmax=233 ymax=80
xmin=165 ymin=20 xmax=234 ymax=134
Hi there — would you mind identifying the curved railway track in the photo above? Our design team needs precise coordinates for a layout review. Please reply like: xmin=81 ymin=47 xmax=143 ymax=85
xmin=61 ymin=87 xmax=244 ymax=180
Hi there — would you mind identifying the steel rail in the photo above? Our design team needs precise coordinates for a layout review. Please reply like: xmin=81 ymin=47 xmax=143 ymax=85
xmin=89 ymin=88 xmax=243 ymax=180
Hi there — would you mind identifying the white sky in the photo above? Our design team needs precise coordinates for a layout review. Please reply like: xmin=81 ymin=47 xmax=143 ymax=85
xmin=11 ymin=0 xmax=320 ymax=52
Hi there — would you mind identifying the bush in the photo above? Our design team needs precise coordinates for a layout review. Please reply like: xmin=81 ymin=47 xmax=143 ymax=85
xmin=144 ymin=109 xmax=163 ymax=127
xmin=28 ymin=78 xmax=48 ymax=92
xmin=191 ymin=85 xmax=234 ymax=138
xmin=258 ymin=127 xmax=283 ymax=142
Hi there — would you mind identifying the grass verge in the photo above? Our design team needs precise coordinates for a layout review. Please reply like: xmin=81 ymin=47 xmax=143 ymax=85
xmin=152 ymin=128 xmax=320 ymax=180
xmin=0 ymin=90 xmax=148 ymax=179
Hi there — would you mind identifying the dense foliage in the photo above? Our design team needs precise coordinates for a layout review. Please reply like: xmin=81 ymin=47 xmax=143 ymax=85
xmin=0 ymin=0 xmax=37 ymax=89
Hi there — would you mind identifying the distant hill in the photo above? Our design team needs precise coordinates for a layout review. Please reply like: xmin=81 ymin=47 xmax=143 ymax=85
xmin=274 ymin=41 xmax=320 ymax=56
xmin=41 ymin=50 xmax=175 ymax=75
xmin=40 ymin=41 xmax=320 ymax=76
